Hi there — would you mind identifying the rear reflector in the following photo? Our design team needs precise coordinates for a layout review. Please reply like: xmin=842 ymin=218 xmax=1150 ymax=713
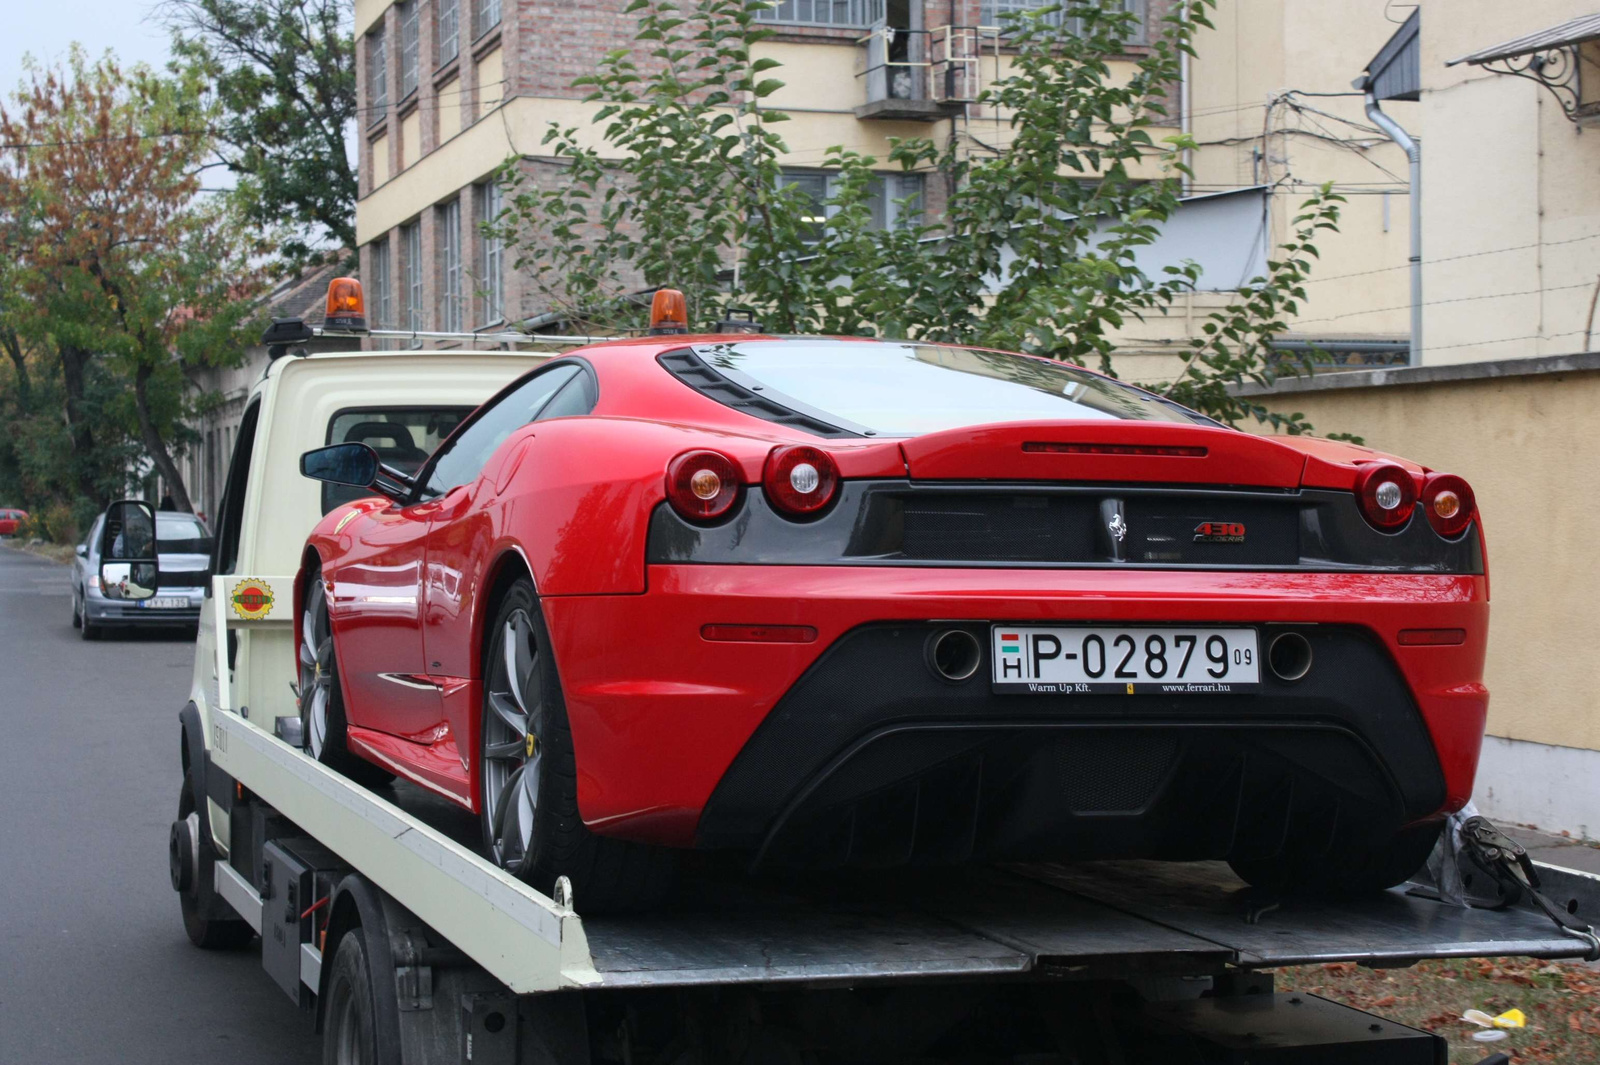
xmin=1397 ymin=628 xmax=1467 ymax=646
xmin=701 ymin=624 xmax=818 ymax=644
xmin=1023 ymin=442 xmax=1207 ymax=457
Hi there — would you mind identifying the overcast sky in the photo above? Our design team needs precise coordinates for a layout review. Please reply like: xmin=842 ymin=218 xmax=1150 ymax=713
xmin=1 ymin=0 xmax=174 ymax=100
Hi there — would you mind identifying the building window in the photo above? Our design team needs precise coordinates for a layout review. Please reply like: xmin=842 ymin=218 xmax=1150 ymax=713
xmin=475 ymin=0 xmax=502 ymax=39
xmin=756 ymin=0 xmax=881 ymax=27
xmin=398 ymin=1 xmax=420 ymax=97
xmin=367 ymin=31 xmax=388 ymax=125
xmin=980 ymin=0 xmax=1146 ymax=42
xmin=370 ymin=238 xmax=393 ymax=329
xmin=402 ymin=221 xmax=424 ymax=332
xmin=439 ymin=199 xmax=463 ymax=332
xmin=437 ymin=0 xmax=459 ymax=65
xmin=475 ymin=181 xmax=504 ymax=324
xmin=779 ymin=169 xmax=925 ymax=241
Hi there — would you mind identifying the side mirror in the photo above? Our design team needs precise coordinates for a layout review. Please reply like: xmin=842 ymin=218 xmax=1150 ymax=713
xmin=301 ymin=442 xmax=380 ymax=490
xmin=75 ymin=544 xmax=87 ymax=557
xmin=98 ymin=499 xmax=159 ymax=601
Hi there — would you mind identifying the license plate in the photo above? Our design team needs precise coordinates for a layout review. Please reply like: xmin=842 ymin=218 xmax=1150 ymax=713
xmin=992 ymin=625 xmax=1259 ymax=694
xmin=140 ymin=597 xmax=189 ymax=610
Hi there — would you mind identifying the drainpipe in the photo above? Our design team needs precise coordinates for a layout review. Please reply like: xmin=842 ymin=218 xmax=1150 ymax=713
xmin=1363 ymin=85 xmax=1422 ymax=365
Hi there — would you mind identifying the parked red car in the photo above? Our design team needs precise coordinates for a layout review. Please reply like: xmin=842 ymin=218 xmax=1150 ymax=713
xmin=297 ymin=331 xmax=1486 ymax=909
xmin=0 ymin=508 xmax=29 ymax=537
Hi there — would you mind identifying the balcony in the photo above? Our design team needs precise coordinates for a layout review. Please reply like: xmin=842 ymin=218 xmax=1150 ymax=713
xmin=854 ymin=25 xmax=994 ymax=121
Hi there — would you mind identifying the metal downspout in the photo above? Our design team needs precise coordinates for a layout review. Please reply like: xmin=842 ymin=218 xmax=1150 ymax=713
xmin=1364 ymin=89 xmax=1422 ymax=365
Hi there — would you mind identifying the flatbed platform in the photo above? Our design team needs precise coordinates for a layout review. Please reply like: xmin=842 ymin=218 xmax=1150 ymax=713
xmin=387 ymin=780 xmax=1596 ymax=991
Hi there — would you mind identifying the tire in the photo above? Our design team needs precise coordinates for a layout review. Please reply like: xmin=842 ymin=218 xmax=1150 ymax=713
xmin=299 ymin=569 xmax=393 ymax=790
xmin=1229 ymin=822 xmax=1444 ymax=896
xmin=323 ymin=929 xmax=378 ymax=1065
xmin=71 ymin=589 xmax=81 ymax=629
xmin=175 ymin=780 xmax=254 ymax=950
xmin=80 ymin=599 xmax=102 ymax=641
xmin=480 ymin=579 xmax=674 ymax=912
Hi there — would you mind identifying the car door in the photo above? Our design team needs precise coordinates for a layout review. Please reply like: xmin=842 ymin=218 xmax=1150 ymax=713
xmin=412 ymin=362 xmax=585 ymax=762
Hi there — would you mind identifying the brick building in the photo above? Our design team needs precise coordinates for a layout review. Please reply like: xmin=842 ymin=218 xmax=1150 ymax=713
xmin=351 ymin=0 xmax=1173 ymax=338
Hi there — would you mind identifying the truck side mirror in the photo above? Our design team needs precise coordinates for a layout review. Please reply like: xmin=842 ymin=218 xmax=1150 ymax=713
xmin=99 ymin=498 xmax=159 ymax=601
xmin=301 ymin=442 xmax=381 ymax=490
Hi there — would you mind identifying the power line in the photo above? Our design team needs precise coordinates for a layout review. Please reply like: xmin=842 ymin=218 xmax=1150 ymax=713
xmin=1293 ymin=280 xmax=1598 ymax=327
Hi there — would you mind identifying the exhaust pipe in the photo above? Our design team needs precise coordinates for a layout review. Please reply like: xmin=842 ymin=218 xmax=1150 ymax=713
xmin=1268 ymin=631 xmax=1313 ymax=682
xmin=927 ymin=629 xmax=982 ymax=682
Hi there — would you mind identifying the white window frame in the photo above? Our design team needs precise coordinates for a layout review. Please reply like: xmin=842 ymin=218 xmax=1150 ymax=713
xmin=368 ymin=32 xmax=388 ymax=125
xmin=437 ymin=0 xmax=460 ymax=65
xmin=979 ymin=0 xmax=1147 ymax=44
xmin=439 ymin=199 xmax=463 ymax=332
xmin=398 ymin=1 xmax=420 ymax=98
xmin=370 ymin=238 xmax=393 ymax=330
xmin=475 ymin=182 xmax=504 ymax=325
xmin=403 ymin=221 xmax=424 ymax=332
xmin=475 ymin=0 xmax=502 ymax=40
xmin=754 ymin=0 xmax=882 ymax=28
xmin=778 ymin=168 xmax=926 ymax=240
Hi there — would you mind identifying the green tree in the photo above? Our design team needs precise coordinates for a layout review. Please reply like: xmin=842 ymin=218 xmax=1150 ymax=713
xmin=498 ymin=0 xmax=1345 ymax=435
xmin=163 ymin=0 xmax=356 ymax=267
xmin=0 ymin=49 xmax=262 ymax=515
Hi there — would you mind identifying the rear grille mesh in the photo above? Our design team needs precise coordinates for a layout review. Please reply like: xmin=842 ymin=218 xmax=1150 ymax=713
xmin=898 ymin=491 xmax=1299 ymax=567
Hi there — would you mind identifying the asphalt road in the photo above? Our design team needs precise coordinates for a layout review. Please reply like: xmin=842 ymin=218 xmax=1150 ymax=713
xmin=0 ymin=544 xmax=320 ymax=1064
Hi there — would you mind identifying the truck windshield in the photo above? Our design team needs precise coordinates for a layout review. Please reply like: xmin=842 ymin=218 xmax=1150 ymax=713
xmin=687 ymin=340 xmax=1210 ymax=437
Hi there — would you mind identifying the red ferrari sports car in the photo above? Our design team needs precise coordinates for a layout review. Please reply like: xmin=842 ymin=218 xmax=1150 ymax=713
xmin=296 ymin=328 xmax=1487 ymax=909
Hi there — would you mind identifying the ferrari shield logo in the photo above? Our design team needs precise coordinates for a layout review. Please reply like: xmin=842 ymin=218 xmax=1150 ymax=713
xmin=230 ymin=579 xmax=276 ymax=621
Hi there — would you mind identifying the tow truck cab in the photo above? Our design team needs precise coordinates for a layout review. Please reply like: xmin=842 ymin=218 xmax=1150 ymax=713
xmin=186 ymin=346 xmax=544 ymax=854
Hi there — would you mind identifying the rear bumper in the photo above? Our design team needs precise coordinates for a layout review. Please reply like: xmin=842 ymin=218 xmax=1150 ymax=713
xmin=84 ymin=595 xmax=202 ymax=624
xmin=541 ymin=566 xmax=1488 ymax=855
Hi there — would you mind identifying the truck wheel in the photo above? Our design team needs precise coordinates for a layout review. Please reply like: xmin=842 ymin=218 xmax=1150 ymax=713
xmin=324 ymin=929 xmax=379 ymax=1065
xmin=300 ymin=570 xmax=393 ymax=789
xmin=481 ymin=579 xmax=674 ymax=912
xmin=174 ymin=781 xmax=254 ymax=949
xmin=1229 ymin=822 xmax=1444 ymax=895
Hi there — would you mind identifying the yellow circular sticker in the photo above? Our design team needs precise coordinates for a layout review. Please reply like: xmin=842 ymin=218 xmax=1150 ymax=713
xmin=230 ymin=579 xmax=276 ymax=621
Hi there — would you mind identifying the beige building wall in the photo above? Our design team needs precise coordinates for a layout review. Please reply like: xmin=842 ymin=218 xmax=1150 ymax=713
xmin=1245 ymin=358 xmax=1600 ymax=835
xmin=1422 ymin=0 xmax=1600 ymax=365
xmin=1186 ymin=1 xmax=1417 ymax=343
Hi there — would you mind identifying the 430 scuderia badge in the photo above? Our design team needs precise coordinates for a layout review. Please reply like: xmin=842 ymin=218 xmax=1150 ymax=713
xmin=229 ymin=579 xmax=276 ymax=621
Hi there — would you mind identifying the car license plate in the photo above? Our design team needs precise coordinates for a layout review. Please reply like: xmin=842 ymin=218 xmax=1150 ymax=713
xmin=992 ymin=625 xmax=1259 ymax=694
xmin=140 ymin=597 xmax=189 ymax=610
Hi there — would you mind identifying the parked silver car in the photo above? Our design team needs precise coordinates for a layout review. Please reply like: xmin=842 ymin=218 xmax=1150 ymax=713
xmin=72 ymin=510 xmax=212 ymax=639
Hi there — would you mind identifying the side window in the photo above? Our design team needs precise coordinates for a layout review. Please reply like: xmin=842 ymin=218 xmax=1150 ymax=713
xmin=212 ymin=400 xmax=262 ymax=583
xmin=420 ymin=363 xmax=581 ymax=497
xmin=534 ymin=370 xmax=596 ymax=422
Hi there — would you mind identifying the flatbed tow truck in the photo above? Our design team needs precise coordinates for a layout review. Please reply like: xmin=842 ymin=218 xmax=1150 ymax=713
xmin=152 ymin=309 xmax=1600 ymax=1064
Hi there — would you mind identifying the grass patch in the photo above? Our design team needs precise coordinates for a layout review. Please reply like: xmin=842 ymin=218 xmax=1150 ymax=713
xmin=1276 ymin=956 xmax=1600 ymax=1062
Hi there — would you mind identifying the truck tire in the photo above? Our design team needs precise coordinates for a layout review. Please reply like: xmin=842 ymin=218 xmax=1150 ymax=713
xmin=299 ymin=568 xmax=393 ymax=790
xmin=1229 ymin=822 xmax=1444 ymax=896
xmin=480 ymin=579 xmax=674 ymax=912
xmin=323 ymin=928 xmax=380 ymax=1065
xmin=174 ymin=780 xmax=254 ymax=950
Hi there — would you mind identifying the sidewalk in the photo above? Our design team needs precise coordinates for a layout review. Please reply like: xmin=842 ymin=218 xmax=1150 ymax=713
xmin=1499 ymin=821 xmax=1600 ymax=876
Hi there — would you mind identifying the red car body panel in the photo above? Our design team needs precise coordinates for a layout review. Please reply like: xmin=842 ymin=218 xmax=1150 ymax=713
xmin=298 ymin=335 xmax=1489 ymax=863
xmin=542 ymin=567 xmax=1488 ymax=847
xmin=0 ymin=510 xmax=27 ymax=536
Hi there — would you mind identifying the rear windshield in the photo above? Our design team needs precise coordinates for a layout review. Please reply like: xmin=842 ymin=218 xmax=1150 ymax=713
xmin=684 ymin=341 xmax=1210 ymax=437
xmin=157 ymin=513 xmax=213 ymax=554
xmin=323 ymin=407 xmax=473 ymax=513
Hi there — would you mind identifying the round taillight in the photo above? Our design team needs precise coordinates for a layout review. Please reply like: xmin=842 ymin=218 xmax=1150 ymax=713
xmin=763 ymin=445 xmax=840 ymax=518
xmin=1354 ymin=463 xmax=1416 ymax=531
xmin=1421 ymin=473 xmax=1475 ymax=538
xmin=665 ymin=450 xmax=742 ymax=522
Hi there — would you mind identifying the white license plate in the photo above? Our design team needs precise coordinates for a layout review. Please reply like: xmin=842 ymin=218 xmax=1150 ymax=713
xmin=992 ymin=625 xmax=1259 ymax=694
xmin=140 ymin=597 xmax=189 ymax=610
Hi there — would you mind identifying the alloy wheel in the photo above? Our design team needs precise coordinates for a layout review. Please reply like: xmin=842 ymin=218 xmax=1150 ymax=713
xmin=299 ymin=578 xmax=334 ymax=759
xmin=482 ymin=609 xmax=542 ymax=869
